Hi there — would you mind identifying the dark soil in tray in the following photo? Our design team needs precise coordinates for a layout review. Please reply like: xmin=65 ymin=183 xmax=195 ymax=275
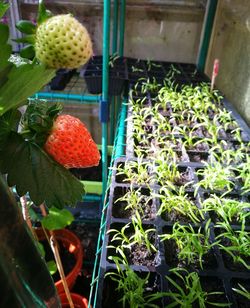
xmin=185 ymin=142 xmax=210 ymax=152
xmin=200 ymin=276 xmax=230 ymax=307
xmin=163 ymin=238 xmax=217 ymax=270
xmin=215 ymin=235 xmax=250 ymax=272
xmin=187 ymin=151 xmax=209 ymax=163
xmin=107 ymin=224 xmax=159 ymax=267
xmin=102 ymin=270 xmax=163 ymax=308
xmin=221 ymin=249 xmax=250 ymax=272
xmin=112 ymin=187 xmax=157 ymax=221
xmin=115 ymin=161 xmax=152 ymax=185
xmin=231 ymin=278 xmax=250 ymax=308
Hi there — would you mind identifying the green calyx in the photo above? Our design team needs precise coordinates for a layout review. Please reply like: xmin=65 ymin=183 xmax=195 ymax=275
xmin=21 ymin=100 xmax=62 ymax=146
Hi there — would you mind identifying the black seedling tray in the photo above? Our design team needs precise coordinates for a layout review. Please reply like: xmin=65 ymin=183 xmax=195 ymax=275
xmin=97 ymin=59 xmax=250 ymax=307
xmin=84 ymin=55 xmax=128 ymax=95
xmin=49 ymin=69 xmax=75 ymax=90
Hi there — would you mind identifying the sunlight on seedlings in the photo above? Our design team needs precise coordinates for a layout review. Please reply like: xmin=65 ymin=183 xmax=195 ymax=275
xmin=160 ymin=221 xmax=214 ymax=269
xmin=164 ymin=268 xmax=231 ymax=307
xmin=155 ymin=186 xmax=204 ymax=223
xmin=215 ymin=221 xmax=250 ymax=270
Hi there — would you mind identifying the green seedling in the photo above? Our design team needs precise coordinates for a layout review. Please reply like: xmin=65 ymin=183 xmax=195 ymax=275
xmin=215 ymin=221 xmax=250 ymax=270
xmin=236 ymin=156 xmax=250 ymax=194
xmin=160 ymin=221 xmax=214 ymax=269
xmin=233 ymin=283 xmax=250 ymax=300
xmin=115 ymin=157 xmax=153 ymax=185
xmin=163 ymin=268 xmax=231 ymax=307
xmin=195 ymin=162 xmax=235 ymax=195
xmin=108 ymin=211 xmax=157 ymax=256
xmin=156 ymin=186 xmax=204 ymax=223
xmin=115 ymin=187 xmax=153 ymax=218
xmin=202 ymin=195 xmax=250 ymax=224
xmin=106 ymin=255 xmax=161 ymax=308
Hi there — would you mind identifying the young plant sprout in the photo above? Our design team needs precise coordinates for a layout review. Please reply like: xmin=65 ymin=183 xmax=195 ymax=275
xmin=155 ymin=161 xmax=181 ymax=189
xmin=160 ymin=221 xmax=214 ymax=269
xmin=233 ymin=283 xmax=250 ymax=300
xmin=195 ymin=162 xmax=236 ymax=195
xmin=115 ymin=157 xmax=153 ymax=185
xmin=236 ymin=155 xmax=250 ymax=194
xmin=163 ymin=268 xmax=230 ymax=307
xmin=156 ymin=186 xmax=204 ymax=223
xmin=215 ymin=221 xmax=250 ymax=270
xmin=201 ymin=195 xmax=250 ymax=224
xmin=115 ymin=187 xmax=154 ymax=219
xmin=106 ymin=255 xmax=161 ymax=308
xmin=108 ymin=211 xmax=157 ymax=258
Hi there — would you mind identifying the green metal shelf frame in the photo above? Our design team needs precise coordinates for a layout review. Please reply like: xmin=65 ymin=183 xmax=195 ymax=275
xmin=88 ymin=98 xmax=127 ymax=308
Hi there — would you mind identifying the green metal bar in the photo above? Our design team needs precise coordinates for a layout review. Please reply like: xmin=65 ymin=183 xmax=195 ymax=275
xmin=114 ymin=98 xmax=127 ymax=159
xmin=82 ymin=194 xmax=102 ymax=202
xmin=101 ymin=0 xmax=111 ymax=199
xmin=109 ymin=97 xmax=116 ymax=145
xmin=81 ymin=181 xmax=102 ymax=195
xmin=112 ymin=0 xmax=119 ymax=54
xmin=89 ymin=100 xmax=127 ymax=307
xmin=197 ymin=0 xmax=218 ymax=71
xmin=32 ymin=92 xmax=100 ymax=102
xmin=119 ymin=0 xmax=126 ymax=56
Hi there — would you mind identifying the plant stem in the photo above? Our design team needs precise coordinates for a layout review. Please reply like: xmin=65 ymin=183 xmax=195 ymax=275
xmin=20 ymin=195 xmax=34 ymax=234
xmin=40 ymin=203 xmax=74 ymax=308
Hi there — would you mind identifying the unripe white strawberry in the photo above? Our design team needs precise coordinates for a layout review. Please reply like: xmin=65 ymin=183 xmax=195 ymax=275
xmin=35 ymin=14 xmax=92 ymax=69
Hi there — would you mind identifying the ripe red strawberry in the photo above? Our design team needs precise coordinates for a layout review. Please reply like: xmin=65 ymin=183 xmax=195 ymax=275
xmin=44 ymin=115 xmax=100 ymax=168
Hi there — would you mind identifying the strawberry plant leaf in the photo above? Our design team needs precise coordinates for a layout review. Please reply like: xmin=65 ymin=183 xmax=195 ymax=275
xmin=41 ymin=207 xmax=74 ymax=230
xmin=0 ymin=23 xmax=12 ymax=69
xmin=37 ymin=0 xmax=53 ymax=25
xmin=20 ymin=45 xmax=35 ymax=59
xmin=16 ymin=20 xmax=36 ymax=35
xmin=0 ymin=109 xmax=21 ymax=150
xmin=0 ymin=62 xmax=55 ymax=115
xmin=0 ymin=132 xmax=85 ymax=208
xmin=47 ymin=260 xmax=57 ymax=275
xmin=0 ymin=1 xmax=9 ymax=19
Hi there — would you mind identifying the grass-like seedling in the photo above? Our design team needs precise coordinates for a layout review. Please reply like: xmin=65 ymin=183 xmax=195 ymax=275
xmin=115 ymin=157 xmax=153 ymax=185
xmin=155 ymin=161 xmax=181 ymax=189
xmin=236 ymin=156 xmax=250 ymax=194
xmin=108 ymin=211 xmax=157 ymax=257
xmin=115 ymin=187 xmax=154 ymax=219
xmin=156 ymin=186 xmax=204 ymax=223
xmin=233 ymin=283 xmax=250 ymax=300
xmin=202 ymin=195 xmax=250 ymax=224
xmin=162 ymin=268 xmax=230 ymax=307
xmin=195 ymin=162 xmax=235 ymax=195
xmin=160 ymin=221 xmax=214 ymax=269
xmin=215 ymin=221 xmax=250 ymax=270
xmin=106 ymin=256 xmax=160 ymax=308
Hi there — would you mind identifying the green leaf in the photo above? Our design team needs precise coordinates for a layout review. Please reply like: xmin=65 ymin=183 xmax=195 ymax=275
xmin=0 ymin=132 xmax=85 ymax=208
xmin=0 ymin=23 xmax=12 ymax=69
xmin=37 ymin=0 xmax=53 ymax=25
xmin=37 ymin=241 xmax=45 ymax=257
xmin=16 ymin=20 xmax=36 ymax=34
xmin=0 ymin=1 xmax=9 ymax=19
xmin=20 ymin=45 xmax=35 ymax=59
xmin=13 ymin=34 xmax=35 ymax=44
xmin=0 ymin=109 xmax=21 ymax=150
xmin=41 ymin=207 xmax=74 ymax=230
xmin=0 ymin=62 xmax=56 ymax=115
xmin=47 ymin=260 xmax=57 ymax=275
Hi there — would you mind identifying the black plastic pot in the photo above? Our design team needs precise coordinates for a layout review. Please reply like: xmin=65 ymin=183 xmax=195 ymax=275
xmin=50 ymin=69 xmax=75 ymax=90
xmin=84 ymin=56 xmax=128 ymax=95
